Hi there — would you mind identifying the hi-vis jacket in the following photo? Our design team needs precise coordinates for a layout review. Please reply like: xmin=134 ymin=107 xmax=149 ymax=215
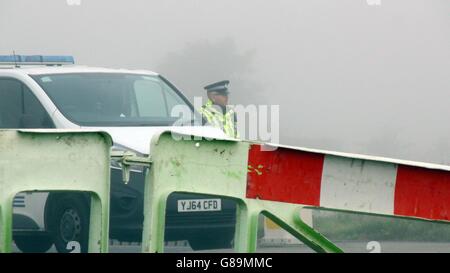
xmin=199 ymin=100 xmax=239 ymax=138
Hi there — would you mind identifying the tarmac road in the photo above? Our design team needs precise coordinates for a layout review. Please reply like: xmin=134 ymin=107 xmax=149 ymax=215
xmin=12 ymin=240 xmax=450 ymax=253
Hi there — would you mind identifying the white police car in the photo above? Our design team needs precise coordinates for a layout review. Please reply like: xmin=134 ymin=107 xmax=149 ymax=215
xmin=0 ymin=55 xmax=237 ymax=252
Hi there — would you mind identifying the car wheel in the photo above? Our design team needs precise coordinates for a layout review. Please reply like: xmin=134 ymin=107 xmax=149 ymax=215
xmin=14 ymin=235 xmax=54 ymax=253
xmin=189 ymin=232 xmax=234 ymax=251
xmin=52 ymin=196 xmax=90 ymax=253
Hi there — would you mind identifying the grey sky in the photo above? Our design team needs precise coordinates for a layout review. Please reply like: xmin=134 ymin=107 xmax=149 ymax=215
xmin=1 ymin=0 xmax=449 ymax=164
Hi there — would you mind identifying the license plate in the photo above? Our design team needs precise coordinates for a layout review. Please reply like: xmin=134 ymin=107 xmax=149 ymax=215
xmin=177 ymin=199 xmax=222 ymax=212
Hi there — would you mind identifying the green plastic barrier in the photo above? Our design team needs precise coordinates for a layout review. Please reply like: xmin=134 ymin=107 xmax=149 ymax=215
xmin=0 ymin=130 xmax=112 ymax=253
xmin=118 ymin=131 xmax=341 ymax=253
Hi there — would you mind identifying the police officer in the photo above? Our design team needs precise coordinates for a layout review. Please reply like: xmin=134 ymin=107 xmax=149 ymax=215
xmin=199 ymin=80 xmax=239 ymax=138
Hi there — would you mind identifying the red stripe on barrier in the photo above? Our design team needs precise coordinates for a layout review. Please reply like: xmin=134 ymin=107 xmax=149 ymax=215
xmin=246 ymin=145 xmax=324 ymax=206
xmin=394 ymin=165 xmax=450 ymax=221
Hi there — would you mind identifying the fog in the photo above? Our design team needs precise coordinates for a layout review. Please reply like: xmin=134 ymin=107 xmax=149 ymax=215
xmin=1 ymin=0 xmax=449 ymax=164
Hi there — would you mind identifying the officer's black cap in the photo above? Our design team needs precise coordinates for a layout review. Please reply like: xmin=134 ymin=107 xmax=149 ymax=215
xmin=204 ymin=80 xmax=230 ymax=95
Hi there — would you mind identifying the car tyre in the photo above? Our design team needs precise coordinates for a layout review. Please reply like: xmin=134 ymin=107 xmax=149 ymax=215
xmin=51 ymin=196 xmax=90 ymax=253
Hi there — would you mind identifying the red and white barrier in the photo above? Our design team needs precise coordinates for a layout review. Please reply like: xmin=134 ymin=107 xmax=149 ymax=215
xmin=247 ymin=144 xmax=450 ymax=222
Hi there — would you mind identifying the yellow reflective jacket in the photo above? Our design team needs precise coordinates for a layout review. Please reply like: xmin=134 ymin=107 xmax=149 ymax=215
xmin=199 ymin=100 xmax=239 ymax=138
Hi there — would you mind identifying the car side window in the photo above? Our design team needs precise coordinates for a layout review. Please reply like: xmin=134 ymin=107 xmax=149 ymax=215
xmin=0 ymin=78 xmax=54 ymax=129
xmin=133 ymin=80 xmax=168 ymax=117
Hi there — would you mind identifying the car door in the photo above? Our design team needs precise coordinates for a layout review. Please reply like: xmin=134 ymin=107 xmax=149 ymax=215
xmin=0 ymin=77 xmax=54 ymax=129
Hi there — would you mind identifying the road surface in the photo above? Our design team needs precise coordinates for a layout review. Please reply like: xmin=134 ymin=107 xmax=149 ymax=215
xmin=12 ymin=240 xmax=450 ymax=253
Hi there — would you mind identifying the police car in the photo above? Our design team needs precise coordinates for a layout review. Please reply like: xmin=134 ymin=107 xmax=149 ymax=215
xmin=0 ymin=55 xmax=237 ymax=252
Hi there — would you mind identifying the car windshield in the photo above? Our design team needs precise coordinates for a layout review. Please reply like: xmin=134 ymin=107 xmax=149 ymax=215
xmin=31 ymin=73 xmax=194 ymax=126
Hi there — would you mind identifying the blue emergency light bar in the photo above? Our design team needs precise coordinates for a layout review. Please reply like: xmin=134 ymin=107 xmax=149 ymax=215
xmin=0 ymin=55 xmax=75 ymax=65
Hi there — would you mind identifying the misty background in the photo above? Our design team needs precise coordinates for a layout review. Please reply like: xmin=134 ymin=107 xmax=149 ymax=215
xmin=1 ymin=0 xmax=449 ymax=165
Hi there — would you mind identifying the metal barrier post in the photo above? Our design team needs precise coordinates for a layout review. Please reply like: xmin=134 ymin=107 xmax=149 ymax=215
xmin=138 ymin=131 xmax=249 ymax=253
xmin=0 ymin=130 xmax=112 ymax=253
xmin=233 ymin=200 xmax=260 ymax=253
